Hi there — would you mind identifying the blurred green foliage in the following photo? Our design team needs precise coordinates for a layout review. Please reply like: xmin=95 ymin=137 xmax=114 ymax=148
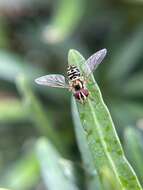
xmin=0 ymin=0 xmax=143 ymax=189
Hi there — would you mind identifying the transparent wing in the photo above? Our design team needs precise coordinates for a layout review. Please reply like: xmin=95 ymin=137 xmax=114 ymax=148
xmin=35 ymin=74 xmax=68 ymax=88
xmin=84 ymin=48 xmax=107 ymax=76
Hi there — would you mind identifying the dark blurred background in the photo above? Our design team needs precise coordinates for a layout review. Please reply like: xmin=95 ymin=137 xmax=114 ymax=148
xmin=0 ymin=0 xmax=143 ymax=189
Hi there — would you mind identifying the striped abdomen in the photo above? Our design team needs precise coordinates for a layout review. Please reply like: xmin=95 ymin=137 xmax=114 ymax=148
xmin=67 ymin=65 xmax=80 ymax=81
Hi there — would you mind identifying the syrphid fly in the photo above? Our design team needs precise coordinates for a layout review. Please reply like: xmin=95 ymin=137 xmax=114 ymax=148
xmin=35 ymin=49 xmax=107 ymax=104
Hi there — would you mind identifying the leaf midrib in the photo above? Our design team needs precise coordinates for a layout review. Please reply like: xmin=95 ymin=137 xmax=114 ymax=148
xmin=88 ymin=99 xmax=125 ymax=190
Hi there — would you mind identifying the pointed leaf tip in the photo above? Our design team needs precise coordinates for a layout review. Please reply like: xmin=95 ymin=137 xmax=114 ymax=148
xmin=68 ymin=49 xmax=85 ymax=66
xmin=68 ymin=49 xmax=77 ymax=53
xmin=68 ymin=49 xmax=80 ymax=57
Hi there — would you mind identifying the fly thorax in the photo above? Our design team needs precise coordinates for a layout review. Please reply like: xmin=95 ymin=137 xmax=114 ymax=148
xmin=67 ymin=65 xmax=80 ymax=81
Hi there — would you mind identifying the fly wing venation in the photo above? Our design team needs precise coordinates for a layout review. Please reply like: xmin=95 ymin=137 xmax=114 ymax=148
xmin=35 ymin=74 xmax=68 ymax=88
xmin=84 ymin=48 xmax=107 ymax=76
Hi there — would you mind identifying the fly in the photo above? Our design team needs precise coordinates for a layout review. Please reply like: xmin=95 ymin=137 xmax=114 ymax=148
xmin=35 ymin=49 xmax=107 ymax=104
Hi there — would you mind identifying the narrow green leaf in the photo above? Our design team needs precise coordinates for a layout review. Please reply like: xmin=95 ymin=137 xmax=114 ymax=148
xmin=100 ymin=166 xmax=121 ymax=190
xmin=124 ymin=127 xmax=143 ymax=185
xmin=72 ymin=98 xmax=102 ymax=190
xmin=0 ymin=153 xmax=39 ymax=190
xmin=43 ymin=0 xmax=84 ymax=43
xmin=0 ymin=99 xmax=28 ymax=123
xmin=16 ymin=75 xmax=64 ymax=153
xmin=36 ymin=137 xmax=79 ymax=190
xmin=68 ymin=49 xmax=142 ymax=190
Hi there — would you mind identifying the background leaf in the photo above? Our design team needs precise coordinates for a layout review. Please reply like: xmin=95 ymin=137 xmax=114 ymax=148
xmin=0 ymin=152 xmax=39 ymax=190
xmin=124 ymin=127 xmax=143 ymax=185
xmin=36 ymin=137 xmax=79 ymax=190
xmin=72 ymin=98 xmax=102 ymax=190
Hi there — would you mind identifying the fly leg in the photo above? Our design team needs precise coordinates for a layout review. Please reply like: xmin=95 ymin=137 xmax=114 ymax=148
xmin=80 ymin=91 xmax=88 ymax=104
xmin=78 ymin=92 xmax=84 ymax=104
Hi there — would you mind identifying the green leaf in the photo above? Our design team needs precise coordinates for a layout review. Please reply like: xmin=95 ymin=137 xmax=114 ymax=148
xmin=68 ymin=49 xmax=142 ymax=190
xmin=100 ymin=166 xmax=121 ymax=190
xmin=72 ymin=98 xmax=102 ymax=190
xmin=0 ymin=153 xmax=39 ymax=190
xmin=43 ymin=0 xmax=84 ymax=43
xmin=0 ymin=99 xmax=28 ymax=123
xmin=36 ymin=137 xmax=79 ymax=190
xmin=124 ymin=127 xmax=143 ymax=185
xmin=16 ymin=75 xmax=64 ymax=153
